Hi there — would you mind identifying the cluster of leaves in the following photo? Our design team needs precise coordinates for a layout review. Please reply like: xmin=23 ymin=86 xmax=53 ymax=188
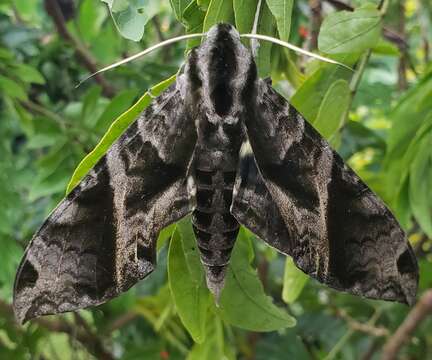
xmin=1 ymin=0 xmax=432 ymax=359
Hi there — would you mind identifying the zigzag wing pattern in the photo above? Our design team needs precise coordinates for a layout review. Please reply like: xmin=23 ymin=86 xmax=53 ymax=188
xmin=232 ymin=80 xmax=418 ymax=304
xmin=13 ymin=80 xmax=197 ymax=323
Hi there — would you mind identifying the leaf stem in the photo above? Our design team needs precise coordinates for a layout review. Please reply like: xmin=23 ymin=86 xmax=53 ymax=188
xmin=250 ymin=0 xmax=263 ymax=57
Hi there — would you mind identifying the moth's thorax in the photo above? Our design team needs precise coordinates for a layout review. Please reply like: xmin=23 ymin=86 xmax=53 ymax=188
xmin=184 ymin=23 xmax=256 ymax=118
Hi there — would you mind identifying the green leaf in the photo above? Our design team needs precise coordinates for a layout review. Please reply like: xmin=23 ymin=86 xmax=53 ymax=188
xmin=168 ymin=218 xmax=210 ymax=343
xmin=81 ymin=86 xmax=102 ymax=127
xmin=26 ymin=133 xmax=64 ymax=149
xmin=103 ymin=0 xmax=162 ymax=41
xmin=233 ymin=0 xmax=258 ymax=34
xmin=282 ymin=258 xmax=309 ymax=304
xmin=170 ymin=0 xmax=192 ymax=22
xmin=203 ymin=0 xmax=234 ymax=32
xmin=66 ymin=75 xmax=176 ymax=193
xmin=30 ymin=167 xmax=70 ymax=200
xmin=187 ymin=318 xmax=235 ymax=360
xmin=218 ymin=229 xmax=296 ymax=331
xmin=112 ymin=6 xmax=148 ymax=41
xmin=183 ymin=1 xmax=206 ymax=48
xmin=79 ymin=0 xmax=107 ymax=43
xmin=372 ymin=38 xmax=400 ymax=56
xmin=313 ymin=79 xmax=350 ymax=139
xmin=94 ymin=89 xmax=139 ymax=132
xmin=12 ymin=64 xmax=45 ymax=84
xmin=0 ymin=75 xmax=27 ymax=100
xmin=266 ymin=0 xmax=294 ymax=42
xmin=318 ymin=5 xmax=382 ymax=54
xmin=255 ymin=330 xmax=310 ymax=360
xmin=102 ymin=0 xmax=128 ymax=13
xmin=409 ymin=134 xmax=432 ymax=237
xmin=197 ymin=0 xmax=210 ymax=11
xmin=255 ymin=2 xmax=275 ymax=78
xmin=291 ymin=61 xmax=352 ymax=123
xmin=157 ymin=224 xmax=176 ymax=251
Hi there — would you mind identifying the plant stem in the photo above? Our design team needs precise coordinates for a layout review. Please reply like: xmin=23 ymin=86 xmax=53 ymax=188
xmin=44 ymin=0 xmax=115 ymax=97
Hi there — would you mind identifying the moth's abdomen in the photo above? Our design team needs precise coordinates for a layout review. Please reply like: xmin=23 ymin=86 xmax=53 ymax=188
xmin=191 ymin=168 xmax=240 ymax=300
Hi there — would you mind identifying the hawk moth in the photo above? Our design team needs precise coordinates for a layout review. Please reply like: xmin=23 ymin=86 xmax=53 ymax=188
xmin=13 ymin=23 xmax=419 ymax=323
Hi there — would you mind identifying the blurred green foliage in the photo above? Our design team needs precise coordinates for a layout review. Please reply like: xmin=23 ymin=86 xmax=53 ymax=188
xmin=0 ymin=0 xmax=432 ymax=359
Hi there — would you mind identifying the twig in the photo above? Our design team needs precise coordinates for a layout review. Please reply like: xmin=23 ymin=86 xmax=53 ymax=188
xmin=361 ymin=340 xmax=381 ymax=360
xmin=335 ymin=309 xmax=389 ymax=337
xmin=20 ymin=100 xmax=91 ymax=151
xmin=309 ymin=0 xmax=322 ymax=50
xmin=324 ymin=0 xmax=352 ymax=11
xmin=397 ymin=0 xmax=408 ymax=91
xmin=103 ymin=310 xmax=139 ymax=334
xmin=250 ymin=0 xmax=263 ymax=57
xmin=43 ymin=0 xmax=115 ymax=97
xmin=414 ymin=234 xmax=429 ymax=256
xmin=151 ymin=16 xmax=171 ymax=62
xmin=152 ymin=16 xmax=165 ymax=42
xmin=36 ymin=317 xmax=114 ymax=360
xmin=341 ymin=0 xmax=389 ymax=125
xmin=20 ymin=100 xmax=65 ymax=128
xmin=327 ymin=306 xmax=385 ymax=359
xmin=381 ymin=290 xmax=432 ymax=360
xmin=324 ymin=328 xmax=355 ymax=360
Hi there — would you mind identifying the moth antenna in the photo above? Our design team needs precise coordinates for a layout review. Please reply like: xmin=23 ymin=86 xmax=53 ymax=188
xmin=76 ymin=33 xmax=205 ymax=88
xmin=240 ymin=34 xmax=354 ymax=71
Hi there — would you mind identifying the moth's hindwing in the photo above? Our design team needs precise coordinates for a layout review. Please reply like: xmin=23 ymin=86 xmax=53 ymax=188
xmin=13 ymin=81 xmax=197 ymax=323
xmin=232 ymin=79 xmax=418 ymax=305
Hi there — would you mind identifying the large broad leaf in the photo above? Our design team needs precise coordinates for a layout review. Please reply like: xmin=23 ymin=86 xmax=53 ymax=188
xmin=282 ymin=258 xmax=309 ymax=304
xmin=101 ymin=0 xmax=163 ymax=41
xmin=318 ymin=5 xmax=382 ymax=54
xmin=67 ymin=75 xmax=176 ymax=193
xmin=409 ymin=134 xmax=432 ymax=237
xmin=187 ymin=318 xmax=235 ymax=360
xmin=170 ymin=0 xmax=193 ymax=23
xmin=218 ymin=229 xmax=296 ymax=331
xmin=313 ymin=79 xmax=351 ymax=139
xmin=266 ymin=0 xmax=294 ymax=42
xmin=203 ymin=0 xmax=234 ymax=31
xmin=233 ymin=0 xmax=258 ymax=34
xmin=183 ymin=1 xmax=206 ymax=48
xmin=255 ymin=2 xmax=275 ymax=78
xmin=12 ymin=64 xmax=45 ymax=85
xmin=255 ymin=330 xmax=310 ymax=360
xmin=291 ymin=60 xmax=352 ymax=123
xmin=0 ymin=75 xmax=27 ymax=100
xmin=168 ymin=218 xmax=210 ymax=344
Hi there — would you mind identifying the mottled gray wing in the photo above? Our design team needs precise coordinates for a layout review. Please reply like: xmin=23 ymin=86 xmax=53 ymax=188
xmin=232 ymin=80 xmax=418 ymax=305
xmin=14 ymin=81 xmax=197 ymax=323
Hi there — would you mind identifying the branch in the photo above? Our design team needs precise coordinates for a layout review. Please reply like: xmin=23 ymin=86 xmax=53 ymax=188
xmin=43 ymin=0 xmax=115 ymax=98
xmin=396 ymin=1 xmax=408 ymax=91
xmin=309 ymin=0 xmax=322 ymax=50
xmin=151 ymin=16 xmax=171 ymax=62
xmin=381 ymin=290 xmax=432 ymax=360
xmin=0 ymin=299 xmax=114 ymax=360
xmin=103 ymin=311 xmax=139 ymax=334
xmin=335 ymin=309 xmax=389 ymax=337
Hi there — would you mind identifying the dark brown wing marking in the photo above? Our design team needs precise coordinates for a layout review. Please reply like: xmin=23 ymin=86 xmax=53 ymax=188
xmin=233 ymin=80 xmax=418 ymax=305
xmin=13 ymin=81 xmax=197 ymax=323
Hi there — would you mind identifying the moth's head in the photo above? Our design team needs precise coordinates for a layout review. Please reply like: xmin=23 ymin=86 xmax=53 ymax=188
xmin=205 ymin=23 xmax=241 ymax=45
xmin=182 ymin=23 xmax=256 ymax=116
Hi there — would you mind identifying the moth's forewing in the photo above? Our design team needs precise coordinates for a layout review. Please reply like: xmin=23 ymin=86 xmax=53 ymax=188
xmin=13 ymin=81 xmax=197 ymax=323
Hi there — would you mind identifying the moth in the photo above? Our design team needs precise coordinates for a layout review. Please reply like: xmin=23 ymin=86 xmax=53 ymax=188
xmin=14 ymin=23 xmax=419 ymax=323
